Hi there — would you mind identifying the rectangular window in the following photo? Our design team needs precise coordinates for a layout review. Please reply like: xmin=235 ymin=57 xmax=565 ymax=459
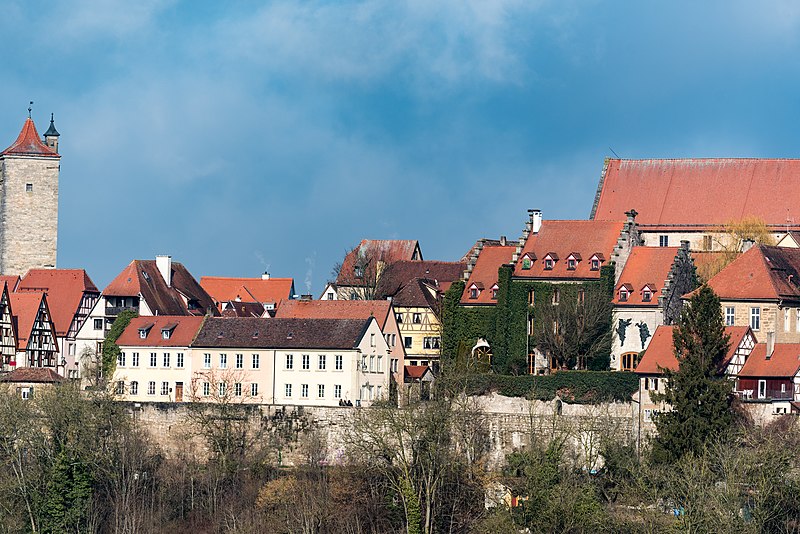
xmin=203 ymin=353 xmax=211 ymax=369
xmin=131 ymin=352 xmax=139 ymax=367
xmin=252 ymin=354 xmax=260 ymax=369
xmin=163 ymin=353 xmax=170 ymax=368
xmin=318 ymin=354 xmax=326 ymax=370
xmin=286 ymin=354 xmax=294 ymax=370
xmin=659 ymin=235 xmax=669 ymax=247
xmin=725 ymin=306 xmax=735 ymax=326
xmin=334 ymin=385 xmax=342 ymax=398
xmin=391 ymin=334 xmax=396 ymax=347
xmin=147 ymin=381 xmax=156 ymax=395
xmin=377 ymin=355 xmax=383 ymax=372
xmin=234 ymin=383 xmax=242 ymax=396
xmin=335 ymin=354 xmax=343 ymax=370
xmin=750 ymin=307 xmax=761 ymax=330
xmin=236 ymin=354 xmax=243 ymax=369
xmin=391 ymin=359 xmax=398 ymax=373
xmin=149 ymin=353 xmax=157 ymax=367
xmin=301 ymin=384 xmax=309 ymax=398
xmin=116 ymin=381 xmax=125 ymax=395
xmin=161 ymin=382 xmax=169 ymax=396
xmin=413 ymin=313 xmax=422 ymax=324
xmin=318 ymin=384 xmax=325 ymax=398
xmin=302 ymin=354 xmax=310 ymax=370
xmin=93 ymin=318 xmax=103 ymax=330
xmin=369 ymin=355 xmax=375 ymax=372
xmin=404 ymin=337 xmax=412 ymax=349
xmin=396 ymin=313 xmax=403 ymax=324
xmin=25 ymin=183 xmax=33 ymax=192
xmin=117 ymin=352 xmax=126 ymax=367
xmin=552 ymin=288 xmax=560 ymax=305
xmin=702 ymin=235 xmax=712 ymax=251
xmin=177 ymin=352 xmax=184 ymax=368
xmin=130 ymin=381 xmax=138 ymax=395
xmin=285 ymin=384 xmax=292 ymax=397
xmin=219 ymin=383 xmax=227 ymax=397
xmin=203 ymin=382 xmax=210 ymax=396
xmin=219 ymin=353 xmax=227 ymax=369
xmin=785 ymin=308 xmax=791 ymax=332
xmin=251 ymin=383 xmax=259 ymax=396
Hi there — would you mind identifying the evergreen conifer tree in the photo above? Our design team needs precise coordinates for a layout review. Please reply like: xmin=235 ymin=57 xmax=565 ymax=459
xmin=651 ymin=285 xmax=735 ymax=463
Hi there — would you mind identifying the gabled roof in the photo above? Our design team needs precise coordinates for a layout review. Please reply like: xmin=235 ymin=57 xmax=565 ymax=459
xmin=592 ymin=159 xmax=800 ymax=228
xmin=739 ymin=343 xmax=800 ymax=378
xmin=461 ymin=245 xmax=516 ymax=305
xmin=1 ymin=367 xmax=63 ymax=383
xmin=392 ymin=278 xmax=441 ymax=310
xmin=117 ymin=316 xmax=206 ymax=347
xmin=1 ymin=118 xmax=59 ymax=158
xmin=104 ymin=260 xmax=217 ymax=316
xmin=220 ymin=301 xmax=267 ymax=318
xmin=514 ymin=220 xmax=624 ymax=279
xmin=17 ymin=269 xmax=99 ymax=336
xmin=404 ymin=364 xmax=434 ymax=382
xmin=613 ymin=247 xmax=679 ymax=306
xmin=697 ymin=245 xmax=800 ymax=301
xmin=192 ymin=317 xmax=373 ymax=350
xmin=636 ymin=325 xmax=751 ymax=375
xmin=336 ymin=240 xmax=422 ymax=286
xmin=275 ymin=299 xmax=393 ymax=330
xmin=0 ymin=276 xmax=20 ymax=292
xmin=461 ymin=238 xmax=505 ymax=263
xmin=199 ymin=276 xmax=295 ymax=307
xmin=10 ymin=292 xmax=53 ymax=351
xmin=375 ymin=260 xmax=464 ymax=300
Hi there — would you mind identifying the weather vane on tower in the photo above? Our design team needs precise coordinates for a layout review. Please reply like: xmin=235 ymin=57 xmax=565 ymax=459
xmin=27 ymin=101 xmax=33 ymax=118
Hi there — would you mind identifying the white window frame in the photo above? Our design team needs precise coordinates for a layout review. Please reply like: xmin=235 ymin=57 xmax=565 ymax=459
xmin=318 ymin=354 xmax=326 ymax=370
xmin=302 ymin=354 xmax=310 ymax=370
xmin=725 ymin=306 xmax=735 ymax=326
xmin=252 ymin=353 xmax=260 ymax=369
xmin=251 ymin=383 xmax=258 ymax=396
xmin=335 ymin=354 xmax=343 ymax=371
xmin=203 ymin=353 xmax=211 ymax=369
xmin=236 ymin=354 xmax=243 ymax=369
xmin=750 ymin=307 xmax=761 ymax=331
xmin=286 ymin=354 xmax=294 ymax=370
xmin=219 ymin=353 xmax=227 ymax=369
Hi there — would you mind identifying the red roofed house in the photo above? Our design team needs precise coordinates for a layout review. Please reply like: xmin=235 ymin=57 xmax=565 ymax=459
xmin=113 ymin=315 xmax=206 ymax=402
xmin=325 ymin=239 xmax=422 ymax=300
xmin=508 ymin=209 xmax=643 ymax=373
xmin=0 ymin=283 xmax=17 ymax=372
xmin=690 ymin=245 xmax=800 ymax=345
xmin=200 ymin=273 xmax=295 ymax=315
xmin=10 ymin=292 xmax=58 ymax=371
xmin=461 ymin=238 xmax=516 ymax=306
xmin=611 ymin=244 xmax=695 ymax=371
xmin=590 ymin=158 xmax=800 ymax=252
xmin=635 ymin=325 xmax=756 ymax=428
xmin=16 ymin=269 xmax=99 ymax=379
xmin=0 ymin=115 xmax=61 ymax=276
xmin=735 ymin=339 xmax=800 ymax=415
xmin=75 ymin=255 xmax=217 ymax=376
xmin=274 ymin=298 xmax=406 ymax=387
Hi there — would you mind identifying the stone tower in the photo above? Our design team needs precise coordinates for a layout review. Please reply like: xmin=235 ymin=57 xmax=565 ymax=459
xmin=0 ymin=114 xmax=60 ymax=274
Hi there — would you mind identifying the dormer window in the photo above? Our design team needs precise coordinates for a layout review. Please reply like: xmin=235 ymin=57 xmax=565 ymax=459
xmin=522 ymin=254 xmax=532 ymax=270
xmin=544 ymin=258 xmax=554 ymax=270
xmin=491 ymin=284 xmax=499 ymax=300
xmin=567 ymin=259 xmax=576 ymax=270
xmin=619 ymin=288 xmax=629 ymax=302
xmin=469 ymin=288 xmax=478 ymax=299
xmin=354 ymin=265 xmax=364 ymax=278
xmin=642 ymin=285 xmax=654 ymax=303
xmin=162 ymin=329 xmax=171 ymax=340
xmin=138 ymin=329 xmax=147 ymax=339
xmin=591 ymin=259 xmax=600 ymax=270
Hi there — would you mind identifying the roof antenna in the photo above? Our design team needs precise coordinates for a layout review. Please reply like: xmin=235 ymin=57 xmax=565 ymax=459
xmin=608 ymin=147 xmax=621 ymax=158
xmin=27 ymin=101 xmax=33 ymax=119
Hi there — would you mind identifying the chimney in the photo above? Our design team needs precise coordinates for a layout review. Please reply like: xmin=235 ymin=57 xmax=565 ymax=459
xmin=530 ymin=209 xmax=543 ymax=234
xmin=262 ymin=272 xmax=271 ymax=280
xmin=500 ymin=235 xmax=507 ymax=246
xmin=156 ymin=255 xmax=172 ymax=287
xmin=300 ymin=294 xmax=312 ymax=302
xmin=767 ymin=331 xmax=775 ymax=360
xmin=742 ymin=238 xmax=755 ymax=253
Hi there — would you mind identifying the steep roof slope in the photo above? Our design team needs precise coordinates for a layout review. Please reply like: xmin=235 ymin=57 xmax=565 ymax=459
xmin=376 ymin=260 xmax=464 ymax=299
xmin=698 ymin=245 xmax=800 ymax=301
xmin=200 ymin=276 xmax=294 ymax=306
xmin=593 ymin=159 xmax=800 ymax=227
xmin=461 ymin=245 xmax=515 ymax=304
xmin=636 ymin=325 xmax=751 ymax=374
xmin=10 ymin=293 xmax=50 ymax=350
xmin=117 ymin=316 xmax=206 ymax=347
xmin=739 ymin=343 xmax=800 ymax=378
xmin=613 ymin=247 xmax=679 ymax=306
xmin=17 ymin=269 xmax=99 ymax=336
xmin=275 ymin=299 xmax=392 ymax=329
xmin=1 ymin=118 xmax=59 ymax=158
xmin=336 ymin=240 xmax=422 ymax=286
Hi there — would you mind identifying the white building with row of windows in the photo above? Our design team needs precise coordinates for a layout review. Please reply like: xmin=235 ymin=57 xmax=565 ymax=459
xmin=112 ymin=315 xmax=391 ymax=407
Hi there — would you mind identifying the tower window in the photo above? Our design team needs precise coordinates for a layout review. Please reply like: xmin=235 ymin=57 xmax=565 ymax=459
xmin=25 ymin=184 xmax=33 ymax=192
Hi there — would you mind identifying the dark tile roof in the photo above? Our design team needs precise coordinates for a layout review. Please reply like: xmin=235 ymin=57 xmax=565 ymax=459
xmin=336 ymin=240 xmax=422 ymax=286
xmin=1 ymin=367 xmax=64 ymax=383
xmin=375 ymin=260 xmax=465 ymax=299
xmin=220 ymin=301 xmax=266 ymax=318
xmin=192 ymin=317 xmax=372 ymax=350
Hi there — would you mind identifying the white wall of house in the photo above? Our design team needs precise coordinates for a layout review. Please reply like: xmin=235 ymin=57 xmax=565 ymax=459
xmin=611 ymin=307 xmax=662 ymax=371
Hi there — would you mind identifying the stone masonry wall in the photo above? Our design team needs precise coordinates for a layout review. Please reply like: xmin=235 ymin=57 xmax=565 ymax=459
xmin=0 ymin=155 xmax=59 ymax=274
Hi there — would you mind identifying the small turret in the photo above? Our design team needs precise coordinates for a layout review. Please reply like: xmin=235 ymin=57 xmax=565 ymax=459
xmin=43 ymin=113 xmax=60 ymax=153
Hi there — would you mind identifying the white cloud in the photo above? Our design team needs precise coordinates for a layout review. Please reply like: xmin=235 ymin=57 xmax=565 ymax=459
xmin=45 ymin=0 xmax=174 ymax=43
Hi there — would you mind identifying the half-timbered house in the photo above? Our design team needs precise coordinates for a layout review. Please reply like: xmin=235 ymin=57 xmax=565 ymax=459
xmin=0 ymin=283 xmax=17 ymax=372
xmin=10 ymin=293 xmax=58 ymax=370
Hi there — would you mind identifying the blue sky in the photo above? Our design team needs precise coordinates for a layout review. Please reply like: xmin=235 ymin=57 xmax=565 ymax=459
xmin=1 ymin=1 xmax=799 ymax=292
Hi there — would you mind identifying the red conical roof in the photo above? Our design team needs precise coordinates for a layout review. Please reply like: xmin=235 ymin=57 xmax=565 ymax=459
xmin=1 ymin=118 xmax=59 ymax=158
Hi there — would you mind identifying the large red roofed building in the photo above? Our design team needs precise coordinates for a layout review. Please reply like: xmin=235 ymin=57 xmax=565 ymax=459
xmin=590 ymin=158 xmax=800 ymax=251
xmin=461 ymin=240 xmax=516 ymax=306
xmin=736 ymin=342 xmax=800 ymax=411
xmin=200 ymin=274 xmax=295 ymax=314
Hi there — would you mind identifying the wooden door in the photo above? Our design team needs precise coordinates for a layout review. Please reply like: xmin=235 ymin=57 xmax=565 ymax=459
xmin=175 ymin=382 xmax=183 ymax=402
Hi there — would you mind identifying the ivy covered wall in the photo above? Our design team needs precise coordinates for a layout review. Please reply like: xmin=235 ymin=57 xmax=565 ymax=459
xmin=442 ymin=264 xmax=616 ymax=375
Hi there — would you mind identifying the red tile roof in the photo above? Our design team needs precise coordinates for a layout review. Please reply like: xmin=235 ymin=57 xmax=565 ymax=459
xmin=117 ymin=316 xmax=206 ymax=347
xmin=593 ymin=159 xmax=800 ymax=228
xmin=636 ymin=325 xmax=751 ymax=375
xmin=17 ymin=269 xmax=99 ymax=336
xmin=336 ymin=240 xmax=422 ymax=286
xmin=404 ymin=364 xmax=431 ymax=380
xmin=696 ymin=245 xmax=800 ymax=301
xmin=0 ymin=276 xmax=20 ymax=292
xmin=738 ymin=343 xmax=800 ymax=378
xmin=461 ymin=245 xmax=515 ymax=304
xmin=200 ymin=276 xmax=294 ymax=307
xmin=613 ymin=247 xmax=679 ymax=306
xmin=1 ymin=367 xmax=64 ymax=383
xmin=275 ymin=299 xmax=393 ymax=329
xmin=514 ymin=220 xmax=624 ymax=279
xmin=10 ymin=292 xmax=51 ymax=350
xmin=104 ymin=260 xmax=216 ymax=316
xmin=1 ymin=118 xmax=59 ymax=158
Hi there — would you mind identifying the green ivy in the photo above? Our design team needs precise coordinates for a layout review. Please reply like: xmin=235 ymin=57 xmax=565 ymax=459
xmin=101 ymin=310 xmax=138 ymax=377
xmin=462 ymin=371 xmax=639 ymax=404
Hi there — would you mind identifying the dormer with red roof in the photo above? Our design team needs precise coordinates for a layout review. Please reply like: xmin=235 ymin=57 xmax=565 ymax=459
xmin=0 ymin=113 xmax=61 ymax=275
